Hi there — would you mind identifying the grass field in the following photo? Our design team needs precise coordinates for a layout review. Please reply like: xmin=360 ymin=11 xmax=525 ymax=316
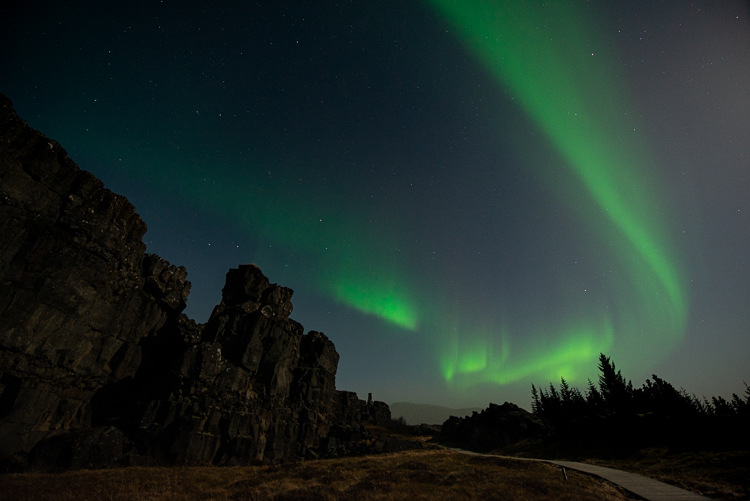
xmin=0 ymin=449 xmax=637 ymax=501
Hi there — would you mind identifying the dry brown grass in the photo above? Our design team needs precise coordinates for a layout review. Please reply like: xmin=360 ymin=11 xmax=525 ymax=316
xmin=584 ymin=448 xmax=750 ymax=501
xmin=0 ymin=449 xmax=637 ymax=501
xmin=494 ymin=439 xmax=750 ymax=500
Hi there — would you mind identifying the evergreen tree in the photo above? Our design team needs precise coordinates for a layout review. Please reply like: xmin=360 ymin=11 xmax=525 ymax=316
xmin=538 ymin=383 xmax=562 ymax=422
xmin=711 ymin=396 xmax=734 ymax=417
xmin=585 ymin=378 xmax=604 ymax=414
xmin=531 ymin=383 xmax=541 ymax=415
xmin=529 ymin=354 xmax=748 ymax=450
xmin=638 ymin=374 xmax=701 ymax=416
xmin=559 ymin=378 xmax=572 ymax=404
xmin=731 ymin=392 xmax=747 ymax=416
xmin=597 ymin=353 xmax=632 ymax=414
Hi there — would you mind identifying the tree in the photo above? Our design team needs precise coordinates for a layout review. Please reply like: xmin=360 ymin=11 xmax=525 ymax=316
xmin=597 ymin=353 xmax=632 ymax=414
xmin=711 ymin=396 xmax=734 ymax=417
xmin=637 ymin=374 xmax=701 ymax=416
xmin=531 ymin=384 xmax=541 ymax=415
xmin=585 ymin=378 xmax=604 ymax=414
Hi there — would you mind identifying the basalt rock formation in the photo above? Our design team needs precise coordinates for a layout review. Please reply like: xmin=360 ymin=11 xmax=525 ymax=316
xmin=95 ymin=263 xmax=342 ymax=467
xmin=0 ymin=93 xmax=190 ymax=459
xmin=321 ymin=390 xmax=396 ymax=458
xmin=333 ymin=391 xmax=391 ymax=427
xmin=438 ymin=402 xmax=547 ymax=453
xmin=0 ymin=93 xmax=385 ymax=470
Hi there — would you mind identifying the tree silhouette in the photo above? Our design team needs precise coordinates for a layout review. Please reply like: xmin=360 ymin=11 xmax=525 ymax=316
xmin=529 ymin=353 xmax=749 ymax=451
xmin=597 ymin=353 xmax=632 ymax=414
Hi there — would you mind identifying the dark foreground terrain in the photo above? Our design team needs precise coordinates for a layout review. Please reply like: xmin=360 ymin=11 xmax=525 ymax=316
xmin=587 ymin=449 xmax=750 ymax=501
xmin=1 ymin=449 xmax=635 ymax=501
xmin=496 ymin=440 xmax=750 ymax=500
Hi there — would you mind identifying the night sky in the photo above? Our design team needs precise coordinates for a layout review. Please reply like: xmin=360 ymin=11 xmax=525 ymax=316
xmin=2 ymin=1 xmax=748 ymax=409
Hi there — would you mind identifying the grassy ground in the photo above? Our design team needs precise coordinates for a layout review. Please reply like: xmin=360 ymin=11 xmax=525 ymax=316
xmin=0 ymin=449 xmax=637 ymax=501
xmin=495 ymin=439 xmax=750 ymax=500
xmin=585 ymin=448 xmax=750 ymax=501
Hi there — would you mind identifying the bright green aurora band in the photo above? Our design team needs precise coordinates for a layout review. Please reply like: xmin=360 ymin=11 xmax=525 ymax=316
xmin=426 ymin=0 xmax=688 ymax=387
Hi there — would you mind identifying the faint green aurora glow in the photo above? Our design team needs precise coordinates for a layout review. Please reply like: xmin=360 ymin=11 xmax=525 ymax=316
xmin=427 ymin=0 xmax=688 ymax=386
xmin=77 ymin=118 xmax=422 ymax=330
xmin=155 ymin=152 xmax=420 ymax=330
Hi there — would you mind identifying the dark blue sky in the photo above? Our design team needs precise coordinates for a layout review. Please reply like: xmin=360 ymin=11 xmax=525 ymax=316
xmin=2 ymin=0 xmax=748 ymax=409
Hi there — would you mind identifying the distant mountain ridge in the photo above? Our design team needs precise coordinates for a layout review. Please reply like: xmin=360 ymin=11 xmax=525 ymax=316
xmin=390 ymin=402 xmax=484 ymax=426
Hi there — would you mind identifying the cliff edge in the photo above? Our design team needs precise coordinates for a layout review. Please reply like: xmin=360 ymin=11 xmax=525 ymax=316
xmin=0 ymin=93 xmax=386 ymax=469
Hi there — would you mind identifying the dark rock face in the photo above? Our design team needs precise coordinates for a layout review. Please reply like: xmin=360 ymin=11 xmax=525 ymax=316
xmin=0 ymin=93 xmax=190 ymax=456
xmin=129 ymin=265 xmax=340 ymax=465
xmin=319 ymin=422 xmax=375 ymax=458
xmin=28 ymin=426 xmax=125 ymax=472
xmin=321 ymin=391 xmax=397 ymax=458
xmin=438 ymin=402 xmax=547 ymax=453
xmin=332 ymin=391 xmax=392 ymax=427
xmin=0 ymin=93 xmax=353 ymax=468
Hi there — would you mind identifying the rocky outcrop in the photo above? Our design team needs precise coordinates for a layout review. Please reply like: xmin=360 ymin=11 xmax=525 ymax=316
xmin=28 ymin=426 xmax=126 ymax=471
xmin=321 ymin=397 xmax=437 ymax=459
xmin=438 ymin=402 xmax=547 ymax=453
xmin=0 ymin=93 xmax=362 ymax=469
xmin=125 ymin=264 xmax=340 ymax=465
xmin=319 ymin=391 xmax=396 ymax=458
xmin=332 ymin=391 xmax=391 ymax=427
xmin=0 ymin=93 xmax=190 ymax=457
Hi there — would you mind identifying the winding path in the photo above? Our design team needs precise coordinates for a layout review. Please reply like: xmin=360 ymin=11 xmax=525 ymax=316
xmin=444 ymin=447 xmax=710 ymax=501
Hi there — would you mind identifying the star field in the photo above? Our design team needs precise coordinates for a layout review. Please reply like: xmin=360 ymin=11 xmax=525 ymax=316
xmin=1 ymin=0 xmax=748 ymax=408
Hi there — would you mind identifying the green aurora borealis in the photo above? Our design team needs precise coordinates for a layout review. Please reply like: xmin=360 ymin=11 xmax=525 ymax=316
xmin=153 ymin=151 xmax=422 ymax=331
xmin=165 ymin=0 xmax=692 ymax=387
xmin=2 ymin=0 xmax=748 ymax=407
xmin=427 ymin=0 xmax=687 ymax=386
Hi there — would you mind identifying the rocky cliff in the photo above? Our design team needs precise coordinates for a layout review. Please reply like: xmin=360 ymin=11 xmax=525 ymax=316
xmin=0 ymin=93 xmax=189 ymax=459
xmin=0 ymin=93 xmax=385 ymax=469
